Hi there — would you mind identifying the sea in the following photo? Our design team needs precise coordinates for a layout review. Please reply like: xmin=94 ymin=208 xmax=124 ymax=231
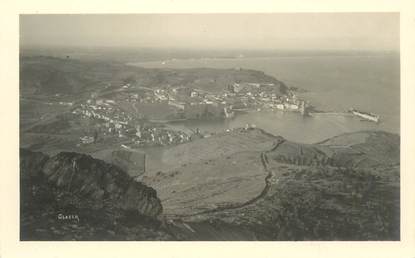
xmin=129 ymin=53 xmax=400 ymax=144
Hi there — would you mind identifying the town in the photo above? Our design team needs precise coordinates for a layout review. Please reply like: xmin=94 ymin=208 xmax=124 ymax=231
xmin=72 ymin=101 xmax=191 ymax=147
xmin=69 ymin=79 xmax=310 ymax=147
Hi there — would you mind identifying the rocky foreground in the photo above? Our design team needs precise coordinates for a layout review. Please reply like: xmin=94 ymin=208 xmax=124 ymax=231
xmin=20 ymin=149 xmax=168 ymax=240
xmin=20 ymin=129 xmax=400 ymax=240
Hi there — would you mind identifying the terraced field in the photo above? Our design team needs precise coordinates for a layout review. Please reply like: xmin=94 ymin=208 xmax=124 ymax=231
xmin=145 ymin=151 xmax=266 ymax=215
xmin=168 ymin=130 xmax=400 ymax=240
xmin=139 ymin=128 xmax=280 ymax=215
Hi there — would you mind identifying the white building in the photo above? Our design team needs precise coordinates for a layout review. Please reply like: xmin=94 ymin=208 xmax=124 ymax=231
xmin=276 ymin=104 xmax=285 ymax=110
xmin=80 ymin=136 xmax=94 ymax=144
xmin=284 ymin=103 xmax=299 ymax=110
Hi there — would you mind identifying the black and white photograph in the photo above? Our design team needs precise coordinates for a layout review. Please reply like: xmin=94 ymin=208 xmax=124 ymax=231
xmin=18 ymin=12 xmax=401 ymax=241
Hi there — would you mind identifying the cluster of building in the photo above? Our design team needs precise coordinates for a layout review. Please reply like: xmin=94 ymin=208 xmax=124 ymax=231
xmin=134 ymin=125 xmax=190 ymax=146
xmin=261 ymin=94 xmax=309 ymax=115
xmin=73 ymin=100 xmax=133 ymax=137
xmin=96 ymin=79 xmax=310 ymax=123
xmin=72 ymin=79 xmax=310 ymax=147
xmin=157 ymin=81 xmax=310 ymax=118
xmin=72 ymin=98 xmax=191 ymax=147
xmin=127 ymin=91 xmax=166 ymax=104
xmin=227 ymin=82 xmax=309 ymax=115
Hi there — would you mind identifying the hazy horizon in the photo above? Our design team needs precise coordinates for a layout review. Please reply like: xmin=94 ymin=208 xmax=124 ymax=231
xmin=20 ymin=13 xmax=399 ymax=51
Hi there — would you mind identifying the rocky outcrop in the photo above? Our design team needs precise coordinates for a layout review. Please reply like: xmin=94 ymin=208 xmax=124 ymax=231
xmin=20 ymin=149 xmax=162 ymax=217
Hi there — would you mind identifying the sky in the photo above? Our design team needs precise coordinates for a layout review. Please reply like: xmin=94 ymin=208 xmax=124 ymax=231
xmin=20 ymin=13 xmax=399 ymax=51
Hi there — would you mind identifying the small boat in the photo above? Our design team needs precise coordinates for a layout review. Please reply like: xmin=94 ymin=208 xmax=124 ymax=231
xmin=349 ymin=108 xmax=380 ymax=123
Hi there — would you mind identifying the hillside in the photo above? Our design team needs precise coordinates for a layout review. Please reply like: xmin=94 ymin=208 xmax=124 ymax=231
xmin=20 ymin=130 xmax=400 ymax=240
xmin=265 ymin=130 xmax=399 ymax=168
xmin=152 ymin=130 xmax=400 ymax=240
xmin=20 ymin=56 xmax=288 ymax=97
